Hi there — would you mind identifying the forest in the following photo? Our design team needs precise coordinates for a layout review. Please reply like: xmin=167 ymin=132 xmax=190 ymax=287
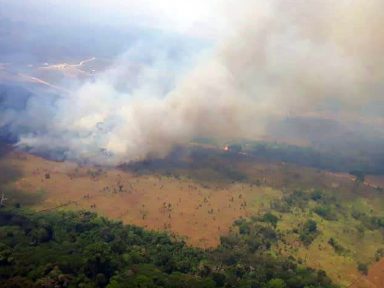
xmin=0 ymin=207 xmax=336 ymax=288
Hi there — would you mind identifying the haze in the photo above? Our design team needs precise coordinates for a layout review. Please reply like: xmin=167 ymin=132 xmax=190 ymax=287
xmin=1 ymin=0 xmax=384 ymax=164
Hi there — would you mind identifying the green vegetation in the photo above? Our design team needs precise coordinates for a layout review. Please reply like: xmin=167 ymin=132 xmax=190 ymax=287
xmin=248 ymin=141 xmax=384 ymax=174
xmin=0 ymin=208 xmax=337 ymax=288
xmin=313 ymin=205 xmax=338 ymax=221
xmin=357 ymin=263 xmax=368 ymax=275
xmin=327 ymin=238 xmax=347 ymax=256
xmin=299 ymin=220 xmax=318 ymax=246
xmin=265 ymin=185 xmax=384 ymax=284
xmin=351 ymin=211 xmax=384 ymax=231
xmin=261 ymin=212 xmax=279 ymax=228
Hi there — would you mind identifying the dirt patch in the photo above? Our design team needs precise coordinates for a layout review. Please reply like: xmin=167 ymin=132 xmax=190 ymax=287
xmin=349 ymin=258 xmax=384 ymax=288
xmin=4 ymin=151 xmax=275 ymax=248
xmin=366 ymin=175 xmax=384 ymax=189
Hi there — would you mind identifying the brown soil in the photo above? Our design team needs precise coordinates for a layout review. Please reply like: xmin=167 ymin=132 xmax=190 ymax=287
xmin=4 ymin=151 xmax=274 ymax=248
xmin=349 ymin=258 xmax=384 ymax=288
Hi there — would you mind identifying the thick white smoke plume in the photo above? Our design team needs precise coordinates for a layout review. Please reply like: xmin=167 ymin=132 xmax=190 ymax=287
xmin=2 ymin=0 xmax=384 ymax=164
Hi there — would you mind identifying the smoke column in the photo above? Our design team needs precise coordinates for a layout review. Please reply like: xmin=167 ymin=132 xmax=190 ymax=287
xmin=1 ymin=0 xmax=384 ymax=164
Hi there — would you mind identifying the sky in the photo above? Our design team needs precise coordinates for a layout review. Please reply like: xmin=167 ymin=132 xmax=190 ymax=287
xmin=0 ymin=0 xmax=226 ymax=38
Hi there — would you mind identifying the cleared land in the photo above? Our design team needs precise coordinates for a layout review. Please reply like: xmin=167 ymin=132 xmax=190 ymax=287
xmin=1 ymin=148 xmax=384 ymax=287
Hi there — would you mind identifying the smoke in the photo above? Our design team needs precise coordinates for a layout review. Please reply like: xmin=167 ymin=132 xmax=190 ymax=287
xmin=1 ymin=0 xmax=384 ymax=164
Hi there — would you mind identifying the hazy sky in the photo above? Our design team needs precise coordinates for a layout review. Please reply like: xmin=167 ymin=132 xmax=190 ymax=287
xmin=0 ymin=0 xmax=226 ymax=38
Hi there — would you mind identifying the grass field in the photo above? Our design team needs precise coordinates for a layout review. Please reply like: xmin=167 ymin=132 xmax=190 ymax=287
xmin=1 ymin=147 xmax=384 ymax=287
